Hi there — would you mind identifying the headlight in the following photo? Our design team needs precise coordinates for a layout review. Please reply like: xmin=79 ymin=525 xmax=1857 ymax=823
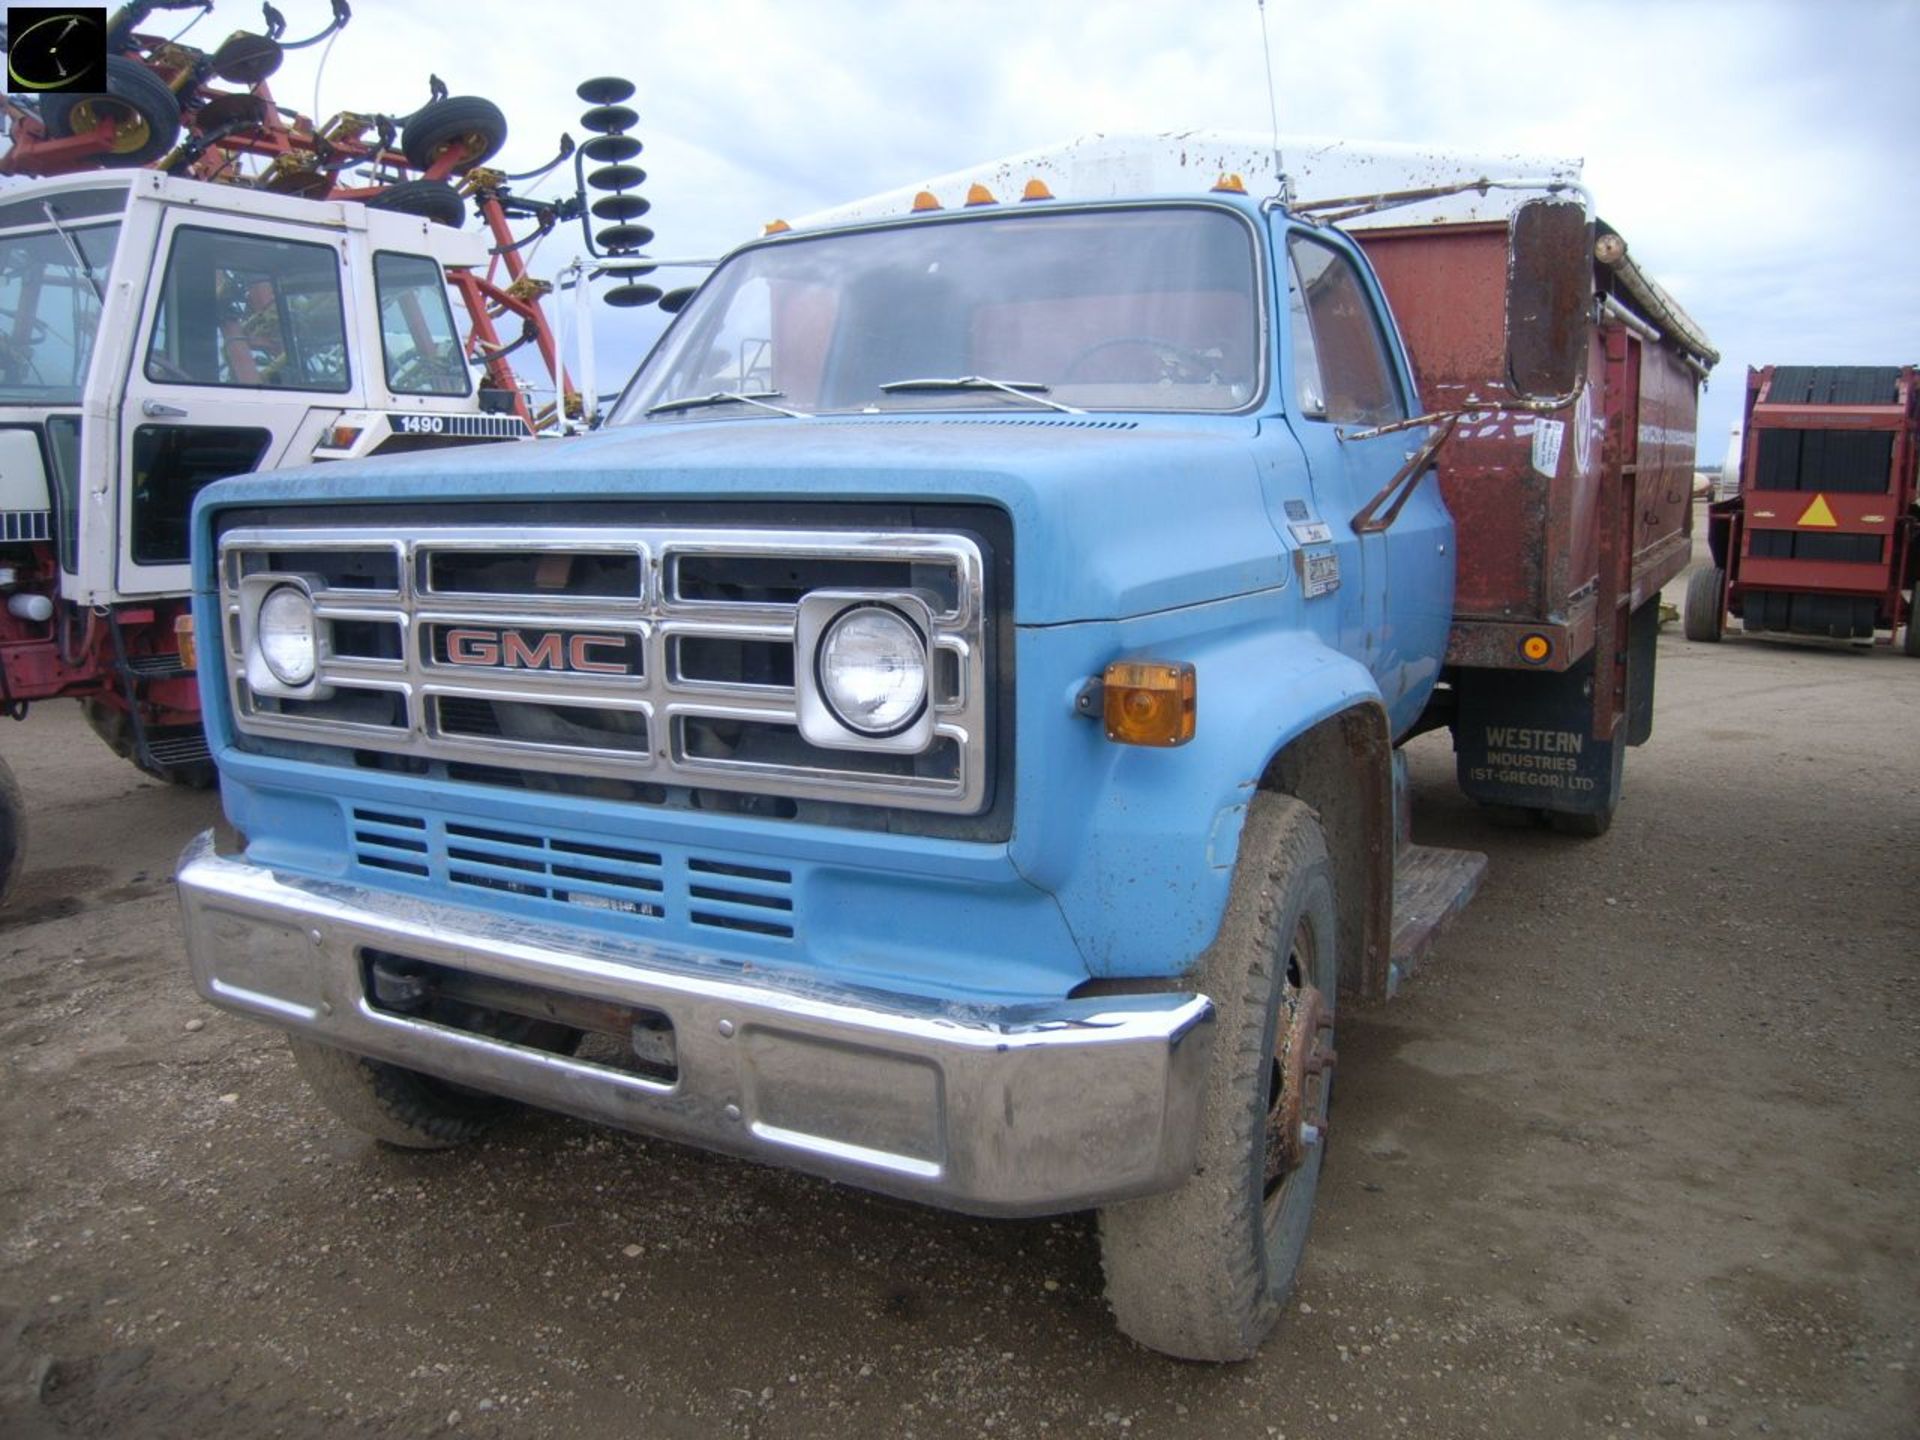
xmin=816 ymin=604 xmax=928 ymax=736
xmin=256 ymin=584 xmax=318 ymax=686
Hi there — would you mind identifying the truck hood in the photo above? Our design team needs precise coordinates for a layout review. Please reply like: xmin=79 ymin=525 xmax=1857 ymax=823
xmin=197 ymin=415 xmax=1291 ymax=625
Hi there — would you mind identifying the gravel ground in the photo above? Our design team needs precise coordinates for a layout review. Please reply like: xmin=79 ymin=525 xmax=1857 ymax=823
xmin=1 ymin=546 xmax=1915 ymax=1439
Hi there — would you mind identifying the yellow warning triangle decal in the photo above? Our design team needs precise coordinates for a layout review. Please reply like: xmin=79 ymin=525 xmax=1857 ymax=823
xmin=1797 ymin=494 xmax=1838 ymax=528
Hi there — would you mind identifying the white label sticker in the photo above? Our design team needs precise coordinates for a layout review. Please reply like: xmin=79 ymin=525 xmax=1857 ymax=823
xmin=1298 ymin=549 xmax=1340 ymax=599
xmin=1573 ymin=385 xmax=1594 ymax=474
xmin=1288 ymin=520 xmax=1334 ymax=546
xmin=1532 ymin=417 xmax=1565 ymax=478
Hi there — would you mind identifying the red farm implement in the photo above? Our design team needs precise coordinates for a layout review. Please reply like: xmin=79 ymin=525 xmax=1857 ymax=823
xmin=1686 ymin=365 xmax=1920 ymax=653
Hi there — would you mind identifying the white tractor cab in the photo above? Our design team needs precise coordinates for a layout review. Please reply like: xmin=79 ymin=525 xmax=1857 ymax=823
xmin=0 ymin=168 xmax=533 ymax=893
xmin=23 ymin=169 xmax=524 ymax=601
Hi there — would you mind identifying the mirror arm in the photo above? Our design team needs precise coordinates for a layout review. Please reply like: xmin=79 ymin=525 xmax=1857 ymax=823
xmin=1345 ymin=375 xmax=1593 ymax=537
xmin=1502 ymin=377 xmax=1588 ymax=414
xmin=1350 ymin=413 xmax=1459 ymax=535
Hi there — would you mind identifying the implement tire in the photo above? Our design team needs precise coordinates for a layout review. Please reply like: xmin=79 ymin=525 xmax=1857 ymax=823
xmin=400 ymin=95 xmax=507 ymax=173
xmin=367 ymin=179 xmax=466 ymax=229
xmin=287 ymin=1037 xmax=505 ymax=1150
xmin=1099 ymin=793 xmax=1338 ymax=1361
xmin=1683 ymin=565 xmax=1725 ymax=643
xmin=0 ymin=753 xmax=24 ymax=905
xmin=42 ymin=56 xmax=181 ymax=166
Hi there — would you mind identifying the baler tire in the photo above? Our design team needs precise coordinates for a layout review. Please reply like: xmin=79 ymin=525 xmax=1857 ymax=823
xmin=287 ymin=1036 xmax=505 ymax=1150
xmin=366 ymin=179 xmax=466 ymax=228
xmin=0 ymin=754 xmax=25 ymax=906
xmin=41 ymin=56 xmax=181 ymax=167
xmin=1098 ymin=793 xmax=1337 ymax=1362
xmin=400 ymin=96 xmax=507 ymax=173
xmin=1683 ymin=565 xmax=1725 ymax=643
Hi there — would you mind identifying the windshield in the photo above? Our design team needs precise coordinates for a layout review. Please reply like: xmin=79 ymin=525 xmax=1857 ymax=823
xmin=612 ymin=206 xmax=1261 ymax=423
xmin=0 ymin=223 xmax=119 ymax=406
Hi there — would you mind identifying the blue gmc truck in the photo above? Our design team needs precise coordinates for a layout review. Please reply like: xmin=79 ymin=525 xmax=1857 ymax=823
xmin=176 ymin=138 xmax=1712 ymax=1359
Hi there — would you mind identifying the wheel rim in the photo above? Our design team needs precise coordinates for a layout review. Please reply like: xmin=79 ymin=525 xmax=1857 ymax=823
xmin=69 ymin=99 xmax=151 ymax=154
xmin=1262 ymin=916 xmax=1336 ymax=1229
xmin=434 ymin=130 xmax=493 ymax=166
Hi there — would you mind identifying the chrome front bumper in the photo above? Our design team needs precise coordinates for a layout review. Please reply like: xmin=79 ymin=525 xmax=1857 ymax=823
xmin=176 ymin=832 xmax=1214 ymax=1217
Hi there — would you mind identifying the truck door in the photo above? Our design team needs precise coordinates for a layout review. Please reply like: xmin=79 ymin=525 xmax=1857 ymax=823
xmin=116 ymin=215 xmax=363 ymax=597
xmin=1280 ymin=228 xmax=1449 ymax=736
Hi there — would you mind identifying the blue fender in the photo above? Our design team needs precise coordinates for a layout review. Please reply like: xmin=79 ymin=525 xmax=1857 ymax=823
xmin=1009 ymin=588 xmax=1386 ymax=977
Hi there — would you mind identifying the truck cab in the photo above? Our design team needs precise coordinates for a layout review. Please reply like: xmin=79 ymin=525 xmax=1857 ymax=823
xmin=176 ymin=138 xmax=1707 ymax=1361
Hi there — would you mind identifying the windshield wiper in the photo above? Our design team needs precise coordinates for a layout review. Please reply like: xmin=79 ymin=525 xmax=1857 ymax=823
xmin=646 ymin=390 xmax=808 ymax=418
xmin=41 ymin=202 xmax=102 ymax=303
xmin=877 ymin=376 xmax=1084 ymax=415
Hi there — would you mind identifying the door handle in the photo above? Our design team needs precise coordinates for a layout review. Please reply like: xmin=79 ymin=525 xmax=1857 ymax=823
xmin=140 ymin=400 xmax=187 ymax=418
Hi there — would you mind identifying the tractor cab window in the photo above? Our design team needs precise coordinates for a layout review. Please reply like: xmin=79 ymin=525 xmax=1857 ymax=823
xmin=145 ymin=227 xmax=350 ymax=392
xmin=0 ymin=222 xmax=120 ymax=405
xmin=373 ymin=252 xmax=470 ymax=397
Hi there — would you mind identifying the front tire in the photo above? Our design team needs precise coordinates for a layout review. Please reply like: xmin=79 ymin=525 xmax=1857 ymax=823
xmin=287 ymin=1037 xmax=506 ymax=1150
xmin=1904 ymin=590 xmax=1920 ymax=658
xmin=1099 ymin=794 xmax=1339 ymax=1361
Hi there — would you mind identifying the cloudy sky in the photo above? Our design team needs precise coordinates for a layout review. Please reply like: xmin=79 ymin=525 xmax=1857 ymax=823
xmin=125 ymin=0 xmax=1920 ymax=459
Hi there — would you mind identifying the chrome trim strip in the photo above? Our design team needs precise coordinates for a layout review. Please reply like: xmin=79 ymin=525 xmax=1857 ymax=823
xmin=178 ymin=833 xmax=1213 ymax=1216
xmin=218 ymin=524 xmax=991 ymax=813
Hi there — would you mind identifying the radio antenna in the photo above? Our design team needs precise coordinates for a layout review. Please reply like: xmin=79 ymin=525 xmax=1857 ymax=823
xmin=1256 ymin=0 xmax=1292 ymax=207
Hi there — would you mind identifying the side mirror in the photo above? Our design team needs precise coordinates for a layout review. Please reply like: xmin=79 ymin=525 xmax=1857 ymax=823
xmin=1505 ymin=197 xmax=1592 ymax=404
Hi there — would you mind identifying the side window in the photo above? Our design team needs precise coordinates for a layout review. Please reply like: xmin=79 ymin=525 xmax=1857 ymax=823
xmin=374 ymin=252 xmax=470 ymax=397
xmin=1286 ymin=235 xmax=1405 ymax=427
xmin=145 ymin=228 xmax=349 ymax=393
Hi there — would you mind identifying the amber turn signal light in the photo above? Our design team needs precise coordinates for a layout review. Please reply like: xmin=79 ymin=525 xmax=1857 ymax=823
xmin=174 ymin=613 xmax=197 ymax=672
xmin=1103 ymin=661 xmax=1196 ymax=747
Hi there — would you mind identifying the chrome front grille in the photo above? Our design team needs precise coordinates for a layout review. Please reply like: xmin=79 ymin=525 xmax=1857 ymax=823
xmin=221 ymin=525 xmax=990 ymax=814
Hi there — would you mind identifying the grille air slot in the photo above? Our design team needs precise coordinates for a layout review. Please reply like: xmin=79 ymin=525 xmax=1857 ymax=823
xmin=671 ymin=634 xmax=794 ymax=690
xmin=672 ymin=553 xmax=960 ymax=613
xmin=676 ymin=716 xmax=961 ymax=783
xmin=257 ymin=689 xmax=408 ymax=728
xmin=688 ymin=857 xmax=795 ymax=939
xmin=345 ymin=807 xmax=797 ymax=941
xmin=255 ymin=548 xmax=400 ymax=590
xmin=433 ymin=696 xmax=651 ymax=754
xmin=441 ymin=820 xmax=666 ymax=916
xmin=424 ymin=549 xmax=644 ymax=600
xmin=351 ymin=809 xmax=430 ymax=877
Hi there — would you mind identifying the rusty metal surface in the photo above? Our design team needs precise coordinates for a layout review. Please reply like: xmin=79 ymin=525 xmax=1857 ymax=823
xmin=1357 ymin=224 xmax=1703 ymax=673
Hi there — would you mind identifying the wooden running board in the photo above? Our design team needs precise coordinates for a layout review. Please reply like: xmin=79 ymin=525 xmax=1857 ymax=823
xmin=1387 ymin=844 xmax=1487 ymax=997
